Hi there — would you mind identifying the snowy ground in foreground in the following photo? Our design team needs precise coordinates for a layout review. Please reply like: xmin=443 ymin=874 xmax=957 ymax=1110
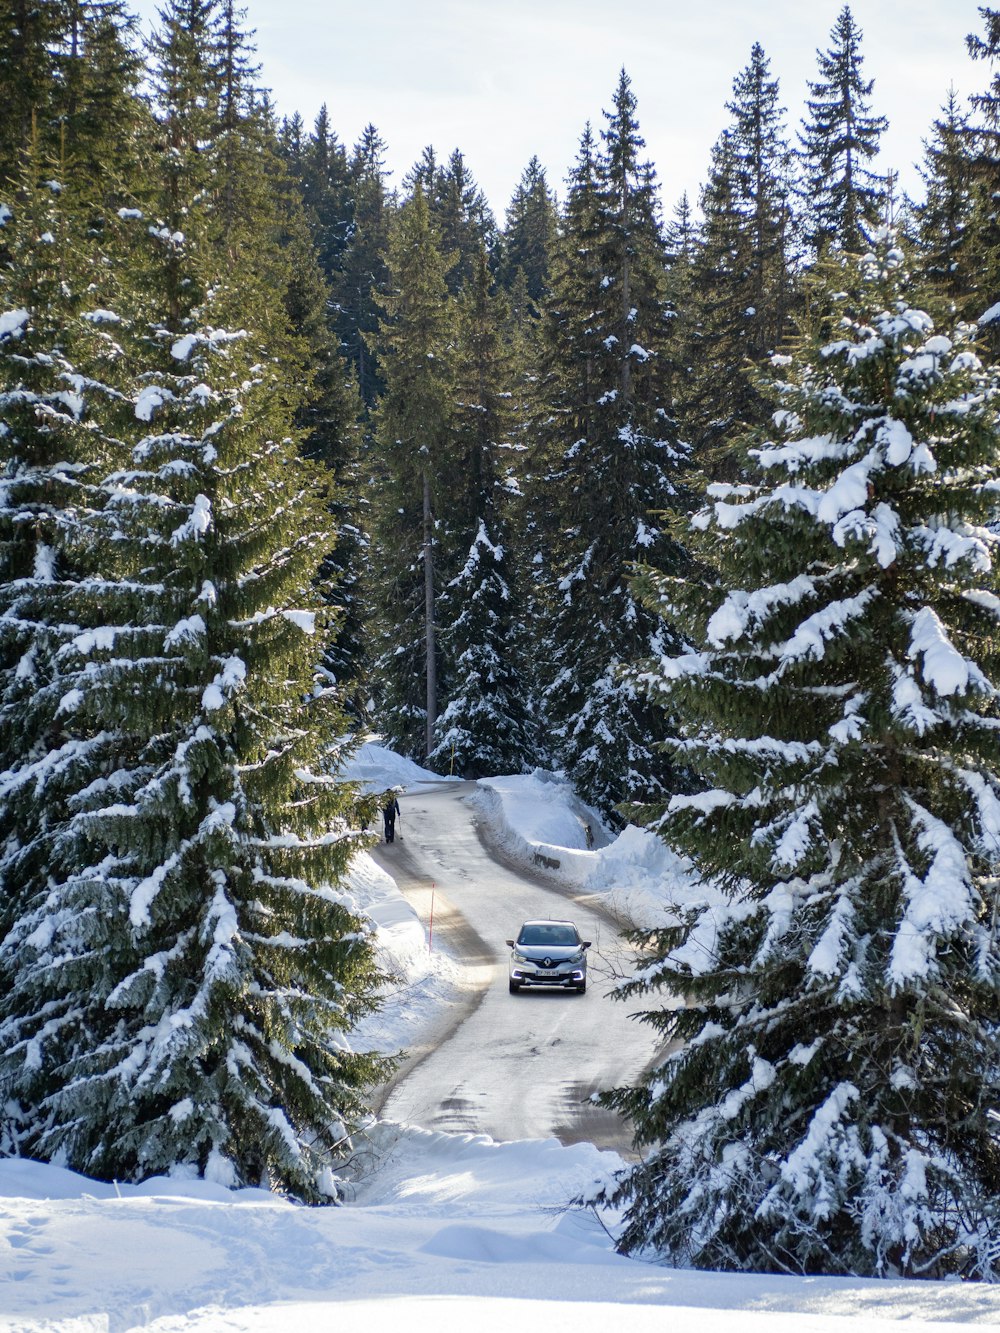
xmin=4 ymin=1127 xmax=999 ymax=1331
xmin=5 ymin=746 xmax=999 ymax=1331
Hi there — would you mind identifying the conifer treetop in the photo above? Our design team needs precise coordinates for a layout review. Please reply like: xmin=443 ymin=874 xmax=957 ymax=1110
xmin=799 ymin=4 xmax=888 ymax=256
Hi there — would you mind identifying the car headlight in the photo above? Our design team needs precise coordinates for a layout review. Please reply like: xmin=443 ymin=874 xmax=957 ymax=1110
xmin=512 ymin=950 xmax=530 ymax=964
xmin=568 ymin=949 xmax=585 ymax=964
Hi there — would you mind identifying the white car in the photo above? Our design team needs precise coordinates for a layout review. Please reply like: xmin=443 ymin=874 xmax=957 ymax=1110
xmin=506 ymin=919 xmax=590 ymax=994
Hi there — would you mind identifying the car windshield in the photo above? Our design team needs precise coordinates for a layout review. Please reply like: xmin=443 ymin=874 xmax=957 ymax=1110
xmin=517 ymin=923 xmax=579 ymax=947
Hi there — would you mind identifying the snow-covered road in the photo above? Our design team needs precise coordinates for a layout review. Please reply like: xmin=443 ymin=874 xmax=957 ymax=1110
xmin=370 ymin=780 xmax=662 ymax=1150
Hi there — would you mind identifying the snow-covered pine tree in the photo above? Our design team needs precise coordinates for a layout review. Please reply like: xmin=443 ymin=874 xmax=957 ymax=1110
xmin=1 ymin=0 xmax=389 ymax=1199
xmin=498 ymin=193 xmax=549 ymax=712
xmin=428 ymin=250 xmax=537 ymax=776
xmin=371 ymin=183 xmax=455 ymax=760
xmin=277 ymin=109 xmax=305 ymax=167
xmin=403 ymin=144 xmax=443 ymax=201
xmin=601 ymin=241 xmax=1000 ymax=1277
xmin=0 ymin=0 xmax=147 ymax=1159
xmin=685 ymin=44 xmax=794 ymax=482
xmin=913 ymin=89 xmax=976 ymax=311
xmin=532 ymin=71 xmax=687 ymax=817
xmin=271 ymin=122 xmax=369 ymax=723
xmin=798 ymin=5 xmax=888 ymax=260
xmin=402 ymin=147 xmax=496 ymax=297
xmin=655 ymin=189 xmax=698 ymax=461
xmin=51 ymin=2 xmax=146 ymax=182
xmin=0 ymin=3 xmax=46 ymax=183
xmin=964 ymin=8 xmax=1000 ymax=350
xmin=331 ymin=124 xmax=392 ymax=408
xmin=679 ymin=130 xmax=746 ymax=479
xmin=519 ymin=121 xmax=605 ymax=595
xmin=0 ymin=165 xmax=121 ymax=975
xmin=498 ymin=156 xmax=558 ymax=309
xmin=295 ymin=104 xmax=353 ymax=280
xmin=0 ymin=0 xmax=145 ymax=278
xmin=433 ymin=150 xmax=497 ymax=296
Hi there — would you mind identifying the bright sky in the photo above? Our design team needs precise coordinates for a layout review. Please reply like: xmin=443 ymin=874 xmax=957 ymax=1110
xmin=131 ymin=0 xmax=988 ymax=218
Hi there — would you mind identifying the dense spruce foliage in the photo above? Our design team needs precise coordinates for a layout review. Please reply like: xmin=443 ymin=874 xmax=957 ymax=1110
xmin=368 ymin=183 xmax=454 ymax=759
xmin=530 ymin=73 xmax=688 ymax=817
xmin=1 ymin=0 xmax=387 ymax=1201
xmin=682 ymin=43 xmax=794 ymax=482
xmin=602 ymin=244 xmax=1000 ymax=1276
xmin=799 ymin=4 xmax=887 ymax=260
xmin=594 ymin=9 xmax=1000 ymax=1278
xmin=4 ymin=0 xmax=1000 ymax=1275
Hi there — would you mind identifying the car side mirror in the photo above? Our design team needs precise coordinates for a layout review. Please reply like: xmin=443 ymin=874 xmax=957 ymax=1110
xmin=582 ymin=941 xmax=592 ymax=949
xmin=506 ymin=940 xmax=515 ymax=948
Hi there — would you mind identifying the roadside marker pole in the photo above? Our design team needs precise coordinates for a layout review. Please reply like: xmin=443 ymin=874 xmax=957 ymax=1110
xmin=428 ymin=882 xmax=436 ymax=953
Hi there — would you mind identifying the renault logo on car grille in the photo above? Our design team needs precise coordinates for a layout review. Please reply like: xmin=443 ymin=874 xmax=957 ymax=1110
xmin=542 ymin=957 xmax=553 ymax=968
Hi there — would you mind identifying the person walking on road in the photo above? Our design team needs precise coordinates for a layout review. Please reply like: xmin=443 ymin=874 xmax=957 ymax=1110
xmin=383 ymin=795 xmax=401 ymax=843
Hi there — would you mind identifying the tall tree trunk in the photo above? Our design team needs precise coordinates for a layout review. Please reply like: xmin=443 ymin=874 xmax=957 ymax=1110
xmin=423 ymin=466 xmax=437 ymax=757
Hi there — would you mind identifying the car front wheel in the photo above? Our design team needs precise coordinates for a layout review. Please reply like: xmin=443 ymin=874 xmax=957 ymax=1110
xmin=509 ymin=978 xmax=521 ymax=994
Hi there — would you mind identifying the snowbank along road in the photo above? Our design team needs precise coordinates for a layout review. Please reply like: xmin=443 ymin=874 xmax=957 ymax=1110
xmin=371 ymin=780 xmax=661 ymax=1152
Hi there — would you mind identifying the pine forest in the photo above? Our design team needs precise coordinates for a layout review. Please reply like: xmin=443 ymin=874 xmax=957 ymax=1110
xmin=4 ymin=0 xmax=1000 ymax=1284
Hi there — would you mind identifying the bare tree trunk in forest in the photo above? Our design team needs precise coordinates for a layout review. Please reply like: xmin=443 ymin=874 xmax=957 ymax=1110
xmin=422 ymin=465 xmax=437 ymax=758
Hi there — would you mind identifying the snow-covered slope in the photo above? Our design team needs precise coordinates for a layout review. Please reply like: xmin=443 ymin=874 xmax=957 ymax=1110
xmin=344 ymin=848 xmax=461 ymax=1056
xmin=2 ymin=1130 xmax=996 ymax=1331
